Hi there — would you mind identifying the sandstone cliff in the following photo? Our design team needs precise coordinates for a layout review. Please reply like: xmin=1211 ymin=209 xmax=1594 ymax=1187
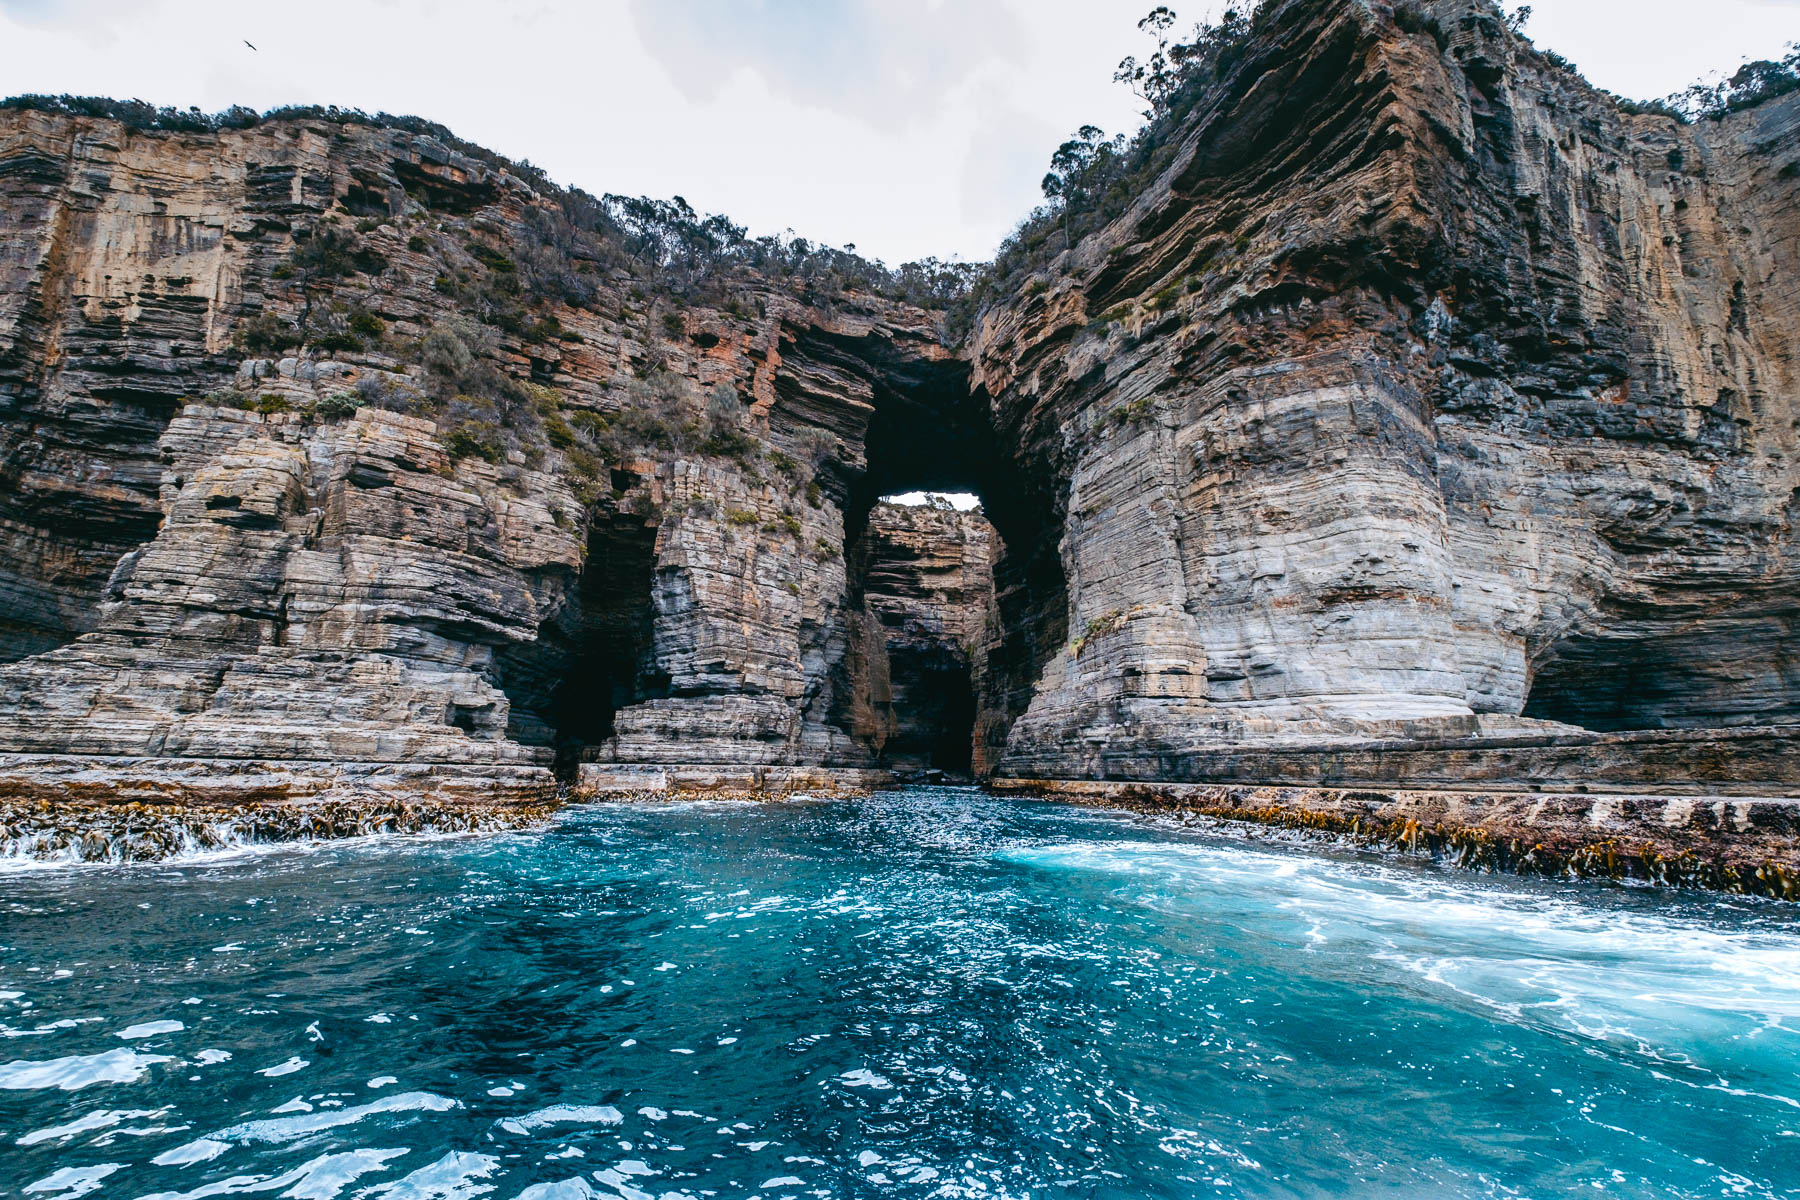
xmin=0 ymin=0 xmax=1796 ymax=803
xmin=971 ymin=0 xmax=1800 ymax=784
xmin=0 ymin=105 xmax=1015 ymax=794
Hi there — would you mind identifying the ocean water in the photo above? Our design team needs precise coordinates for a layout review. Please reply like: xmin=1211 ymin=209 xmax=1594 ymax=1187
xmin=3 ymin=787 xmax=1798 ymax=1200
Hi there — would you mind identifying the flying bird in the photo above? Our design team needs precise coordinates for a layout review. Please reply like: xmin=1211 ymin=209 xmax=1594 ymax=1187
xmin=244 ymin=40 xmax=257 ymax=51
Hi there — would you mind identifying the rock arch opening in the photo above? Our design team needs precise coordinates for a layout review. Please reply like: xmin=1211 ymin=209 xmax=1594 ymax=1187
xmin=846 ymin=498 xmax=994 ymax=776
xmin=815 ymin=338 xmax=1068 ymax=779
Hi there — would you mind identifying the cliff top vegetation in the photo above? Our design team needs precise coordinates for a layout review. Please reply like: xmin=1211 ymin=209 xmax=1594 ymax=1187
xmin=4 ymin=0 xmax=1798 ymax=342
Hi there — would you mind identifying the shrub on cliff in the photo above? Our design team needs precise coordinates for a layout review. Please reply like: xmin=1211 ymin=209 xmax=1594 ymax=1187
xmin=699 ymin=384 xmax=758 ymax=462
xmin=1668 ymin=46 xmax=1800 ymax=120
xmin=236 ymin=314 xmax=301 ymax=354
xmin=317 ymin=392 xmax=360 ymax=419
xmin=0 ymin=94 xmax=253 ymax=132
xmin=0 ymin=96 xmax=557 ymax=195
xmin=445 ymin=420 xmax=505 ymax=463
xmin=3 ymin=92 xmax=975 ymax=327
xmin=597 ymin=191 xmax=977 ymax=312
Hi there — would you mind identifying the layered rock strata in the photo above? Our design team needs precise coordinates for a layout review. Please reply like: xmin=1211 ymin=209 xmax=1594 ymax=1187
xmin=0 ymin=103 xmax=1047 ymax=799
xmin=0 ymin=0 xmax=1797 ymax=827
xmin=838 ymin=502 xmax=996 ymax=774
xmin=970 ymin=0 xmax=1800 ymax=784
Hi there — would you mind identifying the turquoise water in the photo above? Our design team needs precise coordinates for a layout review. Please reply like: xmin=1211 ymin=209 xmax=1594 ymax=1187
xmin=3 ymin=787 xmax=1799 ymax=1199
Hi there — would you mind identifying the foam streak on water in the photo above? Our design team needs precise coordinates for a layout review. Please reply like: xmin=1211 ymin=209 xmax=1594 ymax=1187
xmin=1 ymin=787 xmax=1796 ymax=1199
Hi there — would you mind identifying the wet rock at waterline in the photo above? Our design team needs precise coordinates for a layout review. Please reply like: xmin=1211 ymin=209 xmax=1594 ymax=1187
xmin=0 ymin=795 xmax=556 ymax=865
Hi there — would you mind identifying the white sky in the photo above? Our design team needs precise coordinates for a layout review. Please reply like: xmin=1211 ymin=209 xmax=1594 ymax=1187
xmin=885 ymin=490 xmax=983 ymax=510
xmin=2 ymin=0 xmax=1795 ymax=264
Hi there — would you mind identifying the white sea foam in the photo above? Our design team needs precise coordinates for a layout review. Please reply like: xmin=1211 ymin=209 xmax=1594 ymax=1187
xmin=1005 ymin=838 xmax=1800 ymax=1103
xmin=117 ymin=1019 xmax=184 ymax=1039
xmin=256 ymin=1056 xmax=309 ymax=1077
xmin=151 ymin=1137 xmax=231 ymax=1166
xmin=591 ymin=1170 xmax=653 ymax=1200
xmin=837 ymin=1068 xmax=893 ymax=1090
xmin=135 ymin=1147 xmax=405 ymax=1200
xmin=17 ymin=1107 xmax=158 ymax=1145
xmin=203 ymin=1091 xmax=460 ymax=1145
xmin=21 ymin=1165 xmax=123 ymax=1194
xmin=360 ymin=1149 xmax=499 ymax=1199
xmin=497 ymin=1103 xmax=623 ymax=1134
xmin=22 ymin=1163 xmax=123 ymax=1198
xmin=0 ymin=1048 xmax=171 ymax=1090
xmin=511 ymin=1180 xmax=594 ymax=1200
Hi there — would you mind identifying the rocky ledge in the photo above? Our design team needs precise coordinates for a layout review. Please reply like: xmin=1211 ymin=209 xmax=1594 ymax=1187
xmin=999 ymin=778 xmax=1800 ymax=899
xmin=0 ymin=793 xmax=557 ymax=866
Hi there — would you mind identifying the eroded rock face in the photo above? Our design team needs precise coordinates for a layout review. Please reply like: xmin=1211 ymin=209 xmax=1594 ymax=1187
xmin=0 ymin=0 xmax=1797 ymax=801
xmin=0 ymin=402 xmax=576 ymax=763
xmin=0 ymin=105 xmax=1012 ymax=785
xmin=969 ymin=0 xmax=1800 ymax=779
xmin=842 ymin=502 xmax=996 ymax=774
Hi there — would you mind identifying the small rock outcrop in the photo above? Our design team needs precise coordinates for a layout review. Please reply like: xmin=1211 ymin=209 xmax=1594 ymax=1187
xmin=0 ymin=0 xmax=1797 ymax=818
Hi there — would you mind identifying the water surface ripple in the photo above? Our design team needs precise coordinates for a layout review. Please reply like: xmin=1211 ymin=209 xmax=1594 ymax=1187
xmin=3 ymin=787 xmax=1798 ymax=1198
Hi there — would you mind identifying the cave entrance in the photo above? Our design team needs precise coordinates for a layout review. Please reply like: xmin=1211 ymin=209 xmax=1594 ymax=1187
xmin=1523 ymin=618 xmax=1800 ymax=732
xmin=499 ymin=510 xmax=663 ymax=780
xmin=551 ymin=513 xmax=663 ymax=775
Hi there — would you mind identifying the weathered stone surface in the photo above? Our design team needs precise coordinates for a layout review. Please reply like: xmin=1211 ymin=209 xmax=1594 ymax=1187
xmin=0 ymin=754 xmax=557 ymax=807
xmin=0 ymin=104 xmax=978 ymax=792
xmin=970 ymin=0 xmax=1800 ymax=781
xmin=0 ymin=0 xmax=1797 ymax=831
xmin=843 ymin=502 xmax=995 ymax=773
xmin=0 ymin=404 xmax=575 ymax=767
xmin=575 ymin=762 xmax=892 ymax=796
xmin=0 ymin=789 xmax=557 ymax=864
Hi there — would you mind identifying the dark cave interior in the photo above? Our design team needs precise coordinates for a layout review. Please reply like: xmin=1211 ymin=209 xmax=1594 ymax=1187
xmin=1523 ymin=616 xmax=1800 ymax=733
xmin=501 ymin=509 xmax=665 ymax=779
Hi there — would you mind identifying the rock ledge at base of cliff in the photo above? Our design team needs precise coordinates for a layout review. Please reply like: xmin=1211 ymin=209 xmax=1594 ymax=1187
xmin=995 ymin=778 xmax=1800 ymax=899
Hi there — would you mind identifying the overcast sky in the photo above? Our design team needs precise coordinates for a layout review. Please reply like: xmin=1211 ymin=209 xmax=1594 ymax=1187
xmin=2 ymin=0 xmax=1795 ymax=264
